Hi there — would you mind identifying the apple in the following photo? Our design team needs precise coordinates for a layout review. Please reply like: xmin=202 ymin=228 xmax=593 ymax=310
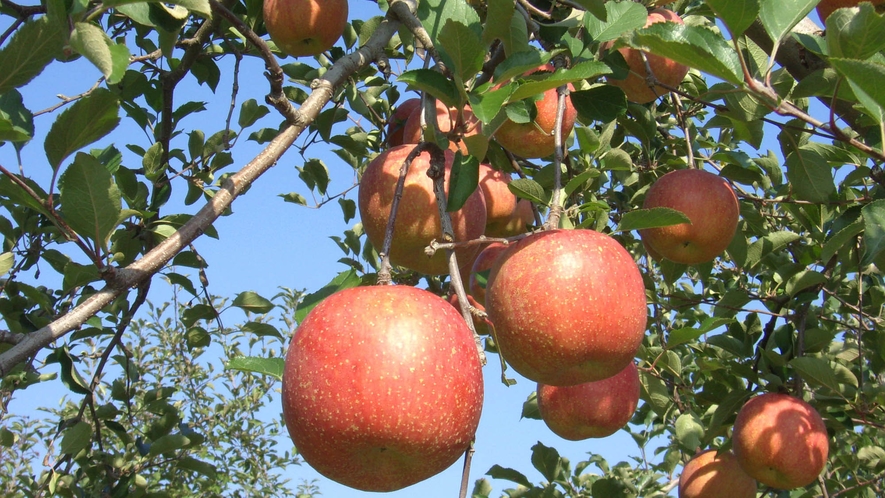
xmin=678 ymin=449 xmax=757 ymax=498
xmin=358 ymin=144 xmax=487 ymax=275
xmin=446 ymin=291 xmax=488 ymax=335
xmin=478 ymin=163 xmax=534 ymax=237
xmin=485 ymin=229 xmax=647 ymax=386
xmin=263 ymin=0 xmax=348 ymax=58
xmin=494 ymin=64 xmax=578 ymax=159
xmin=816 ymin=0 xmax=885 ymax=22
xmin=603 ymin=9 xmax=689 ymax=104
xmin=639 ymin=168 xmax=739 ymax=265
xmin=401 ymin=100 xmax=480 ymax=154
xmin=387 ymin=98 xmax=422 ymax=147
xmin=537 ymin=361 xmax=640 ymax=440
xmin=732 ymin=393 xmax=829 ymax=490
xmin=281 ymin=285 xmax=484 ymax=492
xmin=469 ymin=242 xmax=509 ymax=305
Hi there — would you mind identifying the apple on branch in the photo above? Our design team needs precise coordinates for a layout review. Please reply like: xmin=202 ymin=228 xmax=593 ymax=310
xmin=401 ymin=99 xmax=481 ymax=154
xmin=477 ymin=163 xmax=534 ymax=238
xmin=263 ymin=0 xmax=348 ymax=58
xmin=678 ymin=449 xmax=757 ymax=498
xmin=386 ymin=98 xmax=422 ymax=147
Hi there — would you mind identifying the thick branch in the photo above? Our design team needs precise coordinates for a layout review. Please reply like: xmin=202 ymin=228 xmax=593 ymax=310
xmin=0 ymin=10 xmax=405 ymax=376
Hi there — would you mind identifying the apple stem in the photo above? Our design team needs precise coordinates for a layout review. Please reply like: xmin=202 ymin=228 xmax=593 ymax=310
xmin=458 ymin=441 xmax=476 ymax=498
xmin=426 ymin=145 xmax=487 ymax=365
xmin=377 ymin=142 xmax=434 ymax=285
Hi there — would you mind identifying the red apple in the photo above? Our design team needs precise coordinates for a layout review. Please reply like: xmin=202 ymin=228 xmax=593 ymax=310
xmin=732 ymin=393 xmax=829 ymax=490
xmin=537 ymin=361 xmax=640 ymax=440
xmin=679 ymin=449 xmax=757 ymax=498
xmin=387 ymin=98 xmax=421 ymax=147
xmin=263 ymin=0 xmax=348 ymax=57
xmin=478 ymin=164 xmax=534 ymax=237
xmin=485 ymin=229 xmax=647 ymax=386
xmin=446 ymin=291 xmax=489 ymax=335
xmin=494 ymin=64 xmax=578 ymax=159
xmin=469 ymin=242 xmax=509 ymax=305
xmin=816 ymin=0 xmax=885 ymax=22
xmin=603 ymin=9 xmax=689 ymax=104
xmin=402 ymin=100 xmax=480 ymax=154
xmin=358 ymin=144 xmax=487 ymax=275
xmin=639 ymin=168 xmax=739 ymax=265
xmin=281 ymin=285 xmax=484 ymax=492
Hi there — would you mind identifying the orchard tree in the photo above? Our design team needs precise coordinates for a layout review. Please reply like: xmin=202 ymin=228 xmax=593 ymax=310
xmin=1 ymin=0 xmax=885 ymax=496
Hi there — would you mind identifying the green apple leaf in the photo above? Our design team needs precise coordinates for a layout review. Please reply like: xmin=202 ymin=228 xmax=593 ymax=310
xmin=0 ymin=17 xmax=65 ymax=96
xmin=667 ymin=317 xmax=734 ymax=348
xmin=232 ymin=291 xmax=275 ymax=314
xmin=438 ymin=19 xmax=486 ymax=89
xmin=104 ymin=0 xmax=212 ymax=18
xmin=508 ymin=178 xmax=548 ymax=205
xmin=177 ymin=457 xmax=217 ymax=479
xmin=759 ymin=0 xmax=817 ymax=44
xmin=486 ymin=465 xmax=533 ymax=488
xmin=58 ymin=153 xmax=123 ymax=250
xmin=468 ymin=85 xmax=513 ymax=125
xmin=789 ymin=356 xmax=842 ymax=394
xmin=583 ymin=1 xmax=647 ymax=44
xmin=61 ymin=421 xmax=93 ymax=456
xmin=44 ymin=88 xmax=120 ymax=171
xmin=616 ymin=207 xmax=691 ymax=233
xmin=0 ymin=90 xmax=34 ymax=144
xmin=829 ymin=58 xmax=885 ymax=123
xmin=745 ymin=230 xmax=801 ymax=269
xmin=240 ymin=321 xmax=284 ymax=340
xmin=705 ymin=0 xmax=760 ymax=37
xmin=675 ymin=412 xmax=704 ymax=452
xmin=570 ymin=86 xmax=628 ymax=123
xmin=225 ymin=356 xmax=285 ymax=381
xmin=447 ymin=153 xmax=480 ymax=212
xmin=508 ymin=62 xmax=610 ymax=103
xmin=149 ymin=434 xmax=191 ymax=457
xmin=294 ymin=269 xmax=362 ymax=324
xmin=820 ymin=218 xmax=863 ymax=263
xmin=238 ymin=99 xmax=270 ymax=128
xmin=784 ymin=147 xmax=835 ymax=203
xmin=785 ymin=270 xmax=828 ymax=297
xmin=570 ymin=0 xmax=606 ymax=21
xmin=826 ymin=4 xmax=885 ymax=60
xmin=69 ymin=22 xmax=130 ymax=85
xmin=862 ymin=199 xmax=885 ymax=266
xmin=398 ymin=69 xmax=460 ymax=108
xmin=492 ymin=51 xmax=552 ymax=83
xmin=417 ymin=0 xmax=482 ymax=42
xmin=626 ymin=23 xmax=743 ymax=85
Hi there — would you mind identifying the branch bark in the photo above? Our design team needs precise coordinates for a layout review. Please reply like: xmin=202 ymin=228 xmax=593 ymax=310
xmin=0 ymin=6 xmax=407 ymax=376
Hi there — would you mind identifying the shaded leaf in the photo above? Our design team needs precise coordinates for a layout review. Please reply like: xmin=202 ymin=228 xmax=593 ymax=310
xmin=58 ymin=153 xmax=123 ymax=249
xmin=295 ymin=269 xmax=361 ymax=324
xmin=447 ymin=153 xmax=479 ymax=212
xmin=398 ymin=69 xmax=460 ymax=108
xmin=508 ymin=178 xmax=548 ymax=205
xmin=705 ymin=0 xmax=760 ymax=37
xmin=862 ymin=199 xmax=885 ymax=266
xmin=583 ymin=1 xmax=647 ymax=43
xmin=232 ymin=291 xmax=274 ymax=314
xmin=826 ymin=4 xmax=885 ymax=60
xmin=570 ymin=86 xmax=627 ymax=123
xmin=0 ymin=17 xmax=64 ymax=96
xmin=790 ymin=356 xmax=842 ymax=394
xmin=44 ymin=88 xmax=120 ymax=170
xmin=61 ymin=421 xmax=92 ymax=456
xmin=617 ymin=207 xmax=690 ymax=232
xmin=668 ymin=317 xmax=734 ymax=348
xmin=784 ymin=148 xmax=834 ymax=203
xmin=225 ymin=356 xmax=285 ymax=380
xmin=759 ymin=0 xmax=817 ymax=44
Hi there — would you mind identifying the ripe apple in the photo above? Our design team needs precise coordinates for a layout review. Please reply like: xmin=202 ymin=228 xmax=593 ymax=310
xmin=494 ymin=64 xmax=578 ymax=159
xmin=537 ymin=361 xmax=640 ymax=440
xmin=478 ymin=163 xmax=534 ymax=237
xmin=485 ymin=229 xmax=647 ymax=386
xmin=603 ymin=9 xmax=689 ymax=104
xmin=469 ymin=241 xmax=509 ymax=305
xmin=678 ymin=449 xmax=757 ymax=498
xmin=732 ymin=393 xmax=829 ymax=490
xmin=263 ymin=0 xmax=348 ymax=58
xmin=358 ymin=144 xmax=487 ymax=275
xmin=387 ymin=98 xmax=421 ymax=147
xmin=639 ymin=168 xmax=739 ymax=265
xmin=816 ymin=0 xmax=885 ymax=22
xmin=401 ymin=100 xmax=480 ymax=154
xmin=281 ymin=285 xmax=484 ymax=492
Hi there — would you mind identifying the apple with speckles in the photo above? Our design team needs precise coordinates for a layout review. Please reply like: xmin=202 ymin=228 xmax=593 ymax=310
xmin=478 ymin=163 xmax=534 ymax=238
xmin=263 ymin=0 xmax=348 ymax=58
xmin=485 ymin=229 xmax=647 ymax=386
xmin=281 ymin=285 xmax=484 ymax=492
xmin=387 ymin=98 xmax=421 ymax=147
xmin=679 ymin=449 xmax=757 ymax=498
xmin=537 ymin=361 xmax=640 ymax=440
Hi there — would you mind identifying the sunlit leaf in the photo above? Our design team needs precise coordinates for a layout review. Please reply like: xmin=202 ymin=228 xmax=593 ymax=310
xmin=225 ymin=356 xmax=285 ymax=380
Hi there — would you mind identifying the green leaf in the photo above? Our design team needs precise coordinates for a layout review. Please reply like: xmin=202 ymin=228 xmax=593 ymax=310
xmin=492 ymin=51 xmax=551 ymax=83
xmin=105 ymin=0 xmax=212 ymax=18
xmin=417 ymin=0 xmax=482 ymax=43
xmin=486 ymin=465 xmax=533 ymax=488
xmin=530 ymin=442 xmax=566 ymax=483
xmin=58 ymin=153 xmax=123 ymax=249
xmin=177 ymin=456 xmax=217 ymax=479
xmin=0 ymin=17 xmax=65 ymax=96
xmin=675 ymin=412 xmax=704 ymax=452
xmin=398 ymin=69 xmax=460 ymax=108
xmin=225 ymin=356 xmax=285 ymax=380
xmin=862 ymin=199 xmax=885 ymax=266
xmin=447 ymin=153 xmax=479 ymax=212
xmin=44 ymin=88 xmax=120 ymax=171
xmin=570 ymin=86 xmax=627 ymax=124
xmin=299 ymin=159 xmax=330 ymax=196
xmin=508 ymin=62 xmax=610 ymax=103
xmin=759 ymin=0 xmax=817 ymax=44
xmin=627 ymin=23 xmax=743 ymax=85
xmin=185 ymin=326 xmax=210 ymax=350
xmin=0 ymin=90 xmax=34 ymax=144
xmin=232 ymin=291 xmax=274 ymax=314
xmin=468 ymin=85 xmax=512 ymax=125
xmin=508 ymin=178 xmax=548 ymax=205
xmin=668 ymin=317 xmax=734 ymax=348
xmin=295 ymin=269 xmax=361 ymax=323
xmin=745 ymin=230 xmax=801 ymax=268
xmin=784 ymin=148 xmax=835 ymax=203
xmin=241 ymin=321 xmax=284 ymax=340
xmin=789 ymin=356 xmax=842 ymax=394
xmin=785 ymin=270 xmax=828 ymax=297
xmin=826 ymin=4 xmax=885 ymax=60
xmin=0 ymin=252 xmax=15 ymax=276
xmin=600 ymin=148 xmax=633 ymax=170
xmin=829 ymin=58 xmax=885 ymax=122
xmin=149 ymin=433 xmax=190 ymax=456
xmin=583 ymin=1 xmax=647 ymax=43
xmin=821 ymin=219 xmax=863 ymax=263
xmin=237 ymin=98 xmax=270 ymax=128
xmin=705 ymin=0 xmax=760 ymax=37
xmin=69 ymin=22 xmax=130 ymax=85
xmin=61 ymin=421 xmax=92 ymax=456
xmin=438 ymin=19 xmax=485 ymax=88
xmin=617 ymin=207 xmax=691 ymax=232
xmin=47 ymin=346 xmax=91 ymax=395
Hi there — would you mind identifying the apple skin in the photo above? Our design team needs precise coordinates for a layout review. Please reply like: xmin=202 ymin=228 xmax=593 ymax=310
xmin=494 ymin=64 xmax=578 ymax=159
xmin=732 ymin=393 xmax=829 ymax=490
xmin=401 ymin=100 xmax=480 ymax=154
xmin=281 ymin=285 xmax=484 ymax=492
xmin=537 ymin=361 xmax=640 ymax=440
xmin=478 ymin=164 xmax=534 ymax=237
xmin=263 ymin=0 xmax=348 ymax=58
xmin=387 ymin=98 xmax=422 ymax=147
xmin=358 ymin=144 xmax=487 ymax=275
xmin=485 ymin=229 xmax=647 ymax=386
xmin=817 ymin=0 xmax=885 ymax=22
xmin=468 ymin=242 xmax=509 ymax=305
xmin=603 ymin=9 xmax=689 ymax=104
xmin=639 ymin=169 xmax=739 ymax=265
xmin=678 ymin=449 xmax=757 ymax=498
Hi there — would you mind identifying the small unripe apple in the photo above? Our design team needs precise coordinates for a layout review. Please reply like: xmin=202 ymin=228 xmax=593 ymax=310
xmin=639 ymin=168 xmax=739 ymax=265
xmin=494 ymin=64 xmax=578 ymax=159
xmin=732 ymin=393 xmax=829 ymax=490
xmin=358 ymin=144 xmax=487 ymax=275
xmin=486 ymin=229 xmax=647 ymax=386
xmin=537 ymin=362 xmax=640 ymax=440
xmin=603 ymin=8 xmax=689 ymax=103
xmin=678 ymin=449 xmax=757 ymax=498
xmin=816 ymin=0 xmax=885 ymax=22
xmin=263 ymin=0 xmax=348 ymax=58
xmin=282 ymin=285 xmax=484 ymax=492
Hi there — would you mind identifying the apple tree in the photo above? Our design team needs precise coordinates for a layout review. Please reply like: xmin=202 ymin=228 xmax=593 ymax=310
xmin=1 ymin=0 xmax=885 ymax=496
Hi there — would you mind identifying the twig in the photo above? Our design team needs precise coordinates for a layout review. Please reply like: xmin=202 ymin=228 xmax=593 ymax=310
xmin=388 ymin=0 xmax=450 ymax=77
xmin=458 ymin=442 xmax=476 ymax=498
xmin=33 ymin=80 xmax=103 ymax=116
xmin=543 ymin=84 xmax=569 ymax=229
